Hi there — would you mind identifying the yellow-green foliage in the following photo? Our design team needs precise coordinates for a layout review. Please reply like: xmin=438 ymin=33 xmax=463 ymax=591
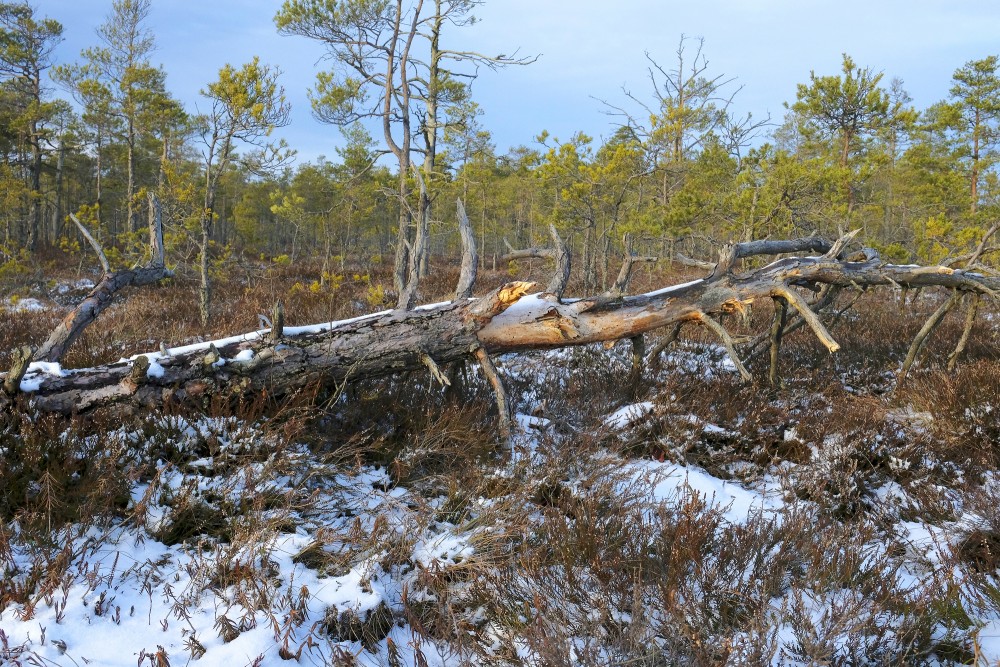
xmin=872 ymin=242 xmax=911 ymax=263
xmin=917 ymin=213 xmax=955 ymax=263
xmin=348 ymin=273 xmax=387 ymax=307
xmin=0 ymin=246 xmax=30 ymax=283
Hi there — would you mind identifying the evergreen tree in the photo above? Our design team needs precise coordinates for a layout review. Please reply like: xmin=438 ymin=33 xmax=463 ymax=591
xmin=949 ymin=56 xmax=1000 ymax=214
xmin=0 ymin=1 xmax=62 ymax=250
xmin=196 ymin=57 xmax=291 ymax=325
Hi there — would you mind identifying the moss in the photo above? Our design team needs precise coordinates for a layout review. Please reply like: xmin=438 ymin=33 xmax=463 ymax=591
xmin=292 ymin=540 xmax=352 ymax=577
xmin=322 ymin=601 xmax=394 ymax=648
xmin=958 ymin=529 xmax=1000 ymax=574
xmin=154 ymin=500 xmax=230 ymax=546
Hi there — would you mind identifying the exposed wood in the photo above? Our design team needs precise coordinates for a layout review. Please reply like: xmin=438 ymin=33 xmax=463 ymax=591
xmin=465 ymin=281 xmax=537 ymax=325
xmin=770 ymin=285 xmax=840 ymax=353
xmin=947 ymin=293 xmax=981 ymax=373
xmin=473 ymin=346 xmax=511 ymax=441
xmin=5 ymin=237 xmax=1000 ymax=418
xmin=420 ymin=352 xmax=451 ymax=387
xmin=745 ymin=285 xmax=842 ymax=363
xmin=454 ymin=199 xmax=477 ymax=301
xmin=3 ymin=345 xmax=33 ymax=396
xmin=898 ymin=291 xmax=963 ymax=383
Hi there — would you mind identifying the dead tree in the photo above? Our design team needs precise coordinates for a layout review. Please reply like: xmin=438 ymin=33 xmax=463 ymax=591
xmin=501 ymin=225 xmax=571 ymax=299
xmin=33 ymin=194 xmax=172 ymax=364
xmin=3 ymin=222 xmax=999 ymax=425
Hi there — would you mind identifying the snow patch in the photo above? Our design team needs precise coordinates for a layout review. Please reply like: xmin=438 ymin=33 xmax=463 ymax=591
xmin=4 ymin=297 xmax=47 ymax=312
xmin=19 ymin=361 xmax=68 ymax=392
xmin=643 ymin=278 xmax=705 ymax=297
xmin=146 ymin=357 xmax=166 ymax=378
xmin=604 ymin=402 xmax=654 ymax=429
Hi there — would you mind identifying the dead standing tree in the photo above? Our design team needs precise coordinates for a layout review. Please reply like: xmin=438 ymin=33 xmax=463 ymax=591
xmin=3 ymin=211 xmax=999 ymax=432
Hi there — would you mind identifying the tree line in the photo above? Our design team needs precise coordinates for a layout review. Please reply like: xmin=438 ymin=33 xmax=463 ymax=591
xmin=3 ymin=0 xmax=1000 ymax=320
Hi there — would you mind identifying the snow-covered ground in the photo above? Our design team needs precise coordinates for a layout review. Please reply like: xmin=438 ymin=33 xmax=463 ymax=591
xmin=2 ymin=339 xmax=999 ymax=666
xmin=2 ymin=297 xmax=46 ymax=313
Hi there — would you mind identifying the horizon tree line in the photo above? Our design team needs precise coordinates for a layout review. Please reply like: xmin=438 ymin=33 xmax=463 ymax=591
xmin=2 ymin=1 xmax=1000 ymax=319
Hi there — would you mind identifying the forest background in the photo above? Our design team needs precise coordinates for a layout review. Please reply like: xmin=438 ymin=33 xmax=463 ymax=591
xmin=3 ymin=0 xmax=1000 ymax=316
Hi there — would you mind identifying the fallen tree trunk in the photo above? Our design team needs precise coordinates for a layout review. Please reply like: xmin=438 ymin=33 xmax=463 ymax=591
xmin=3 ymin=233 xmax=998 ymax=416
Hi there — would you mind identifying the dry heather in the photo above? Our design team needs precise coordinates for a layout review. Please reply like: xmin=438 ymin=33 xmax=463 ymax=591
xmin=1 ymin=252 xmax=999 ymax=666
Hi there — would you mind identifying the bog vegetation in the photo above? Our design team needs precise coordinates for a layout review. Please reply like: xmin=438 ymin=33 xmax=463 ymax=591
xmin=1 ymin=1 xmax=1000 ymax=665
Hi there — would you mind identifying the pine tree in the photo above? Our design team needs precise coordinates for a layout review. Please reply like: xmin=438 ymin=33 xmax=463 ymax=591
xmin=0 ymin=1 xmax=62 ymax=250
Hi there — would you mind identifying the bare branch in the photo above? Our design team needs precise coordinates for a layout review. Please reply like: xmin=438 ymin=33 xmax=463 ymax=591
xmin=674 ymin=254 xmax=716 ymax=270
xmin=898 ymin=291 xmax=962 ymax=383
xmin=546 ymin=225 xmax=572 ymax=298
xmin=3 ymin=346 xmax=33 ymax=396
xmin=420 ymin=352 xmax=450 ymax=387
xmin=474 ymin=346 xmax=511 ymax=442
xmin=501 ymin=225 xmax=572 ymax=299
xmin=608 ymin=233 xmax=658 ymax=297
xmin=649 ymin=322 xmax=685 ymax=371
xmin=821 ymin=228 xmax=862 ymax=260
xmin=771 ymin=286 xmax=840 ymax=353
xmin=769 ymin=297 xmax=789 ymax=388
xmin=69 ymin=213 xmax=110 ymax=274
xmin=966 ymin=220 xmax=1000 ymax=267
xmin=626 ymin=334 xmax=646 ymax=396
xmin=697 ymin=311 xmax=752 ymax=383
xmin=12 ymin=233 xmax=1000 ymax=415
xmin=147 ymin=192 xmax=165 ymax=268
xmin=270 ymin=302 xmax=285 ymax=343
xmin=947 ymin=293 xmax=980 ymax=373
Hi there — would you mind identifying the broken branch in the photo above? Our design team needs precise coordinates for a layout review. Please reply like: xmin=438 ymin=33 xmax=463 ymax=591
xmin=69 ymin=213 xmax=110 ymax=275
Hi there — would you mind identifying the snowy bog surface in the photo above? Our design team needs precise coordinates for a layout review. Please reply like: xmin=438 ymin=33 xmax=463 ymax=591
xmin=3 ymin=298 xmax=1000 ymax=665
xmin=6 ymin=408 xmax=990 ymax=666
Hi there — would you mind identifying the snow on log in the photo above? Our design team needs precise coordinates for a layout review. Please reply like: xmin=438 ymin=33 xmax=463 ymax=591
xmin=3 ymin=232 xmax=999 ymax=416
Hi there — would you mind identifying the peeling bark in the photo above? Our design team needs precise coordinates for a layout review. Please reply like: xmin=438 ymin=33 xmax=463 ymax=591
xmin=4 ymin=235 xmax=1000 ymax=416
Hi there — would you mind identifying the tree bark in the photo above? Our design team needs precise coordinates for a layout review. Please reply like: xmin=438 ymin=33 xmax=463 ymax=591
xmin=33 ymin=201 xmax=170 ymax=364
xmin=4 ymin=236 xmax=999 ymax=416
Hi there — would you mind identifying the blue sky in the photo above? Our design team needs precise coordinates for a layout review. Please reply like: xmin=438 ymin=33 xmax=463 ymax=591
xmin=32 ymin=0 xmax=1000 ymax=164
